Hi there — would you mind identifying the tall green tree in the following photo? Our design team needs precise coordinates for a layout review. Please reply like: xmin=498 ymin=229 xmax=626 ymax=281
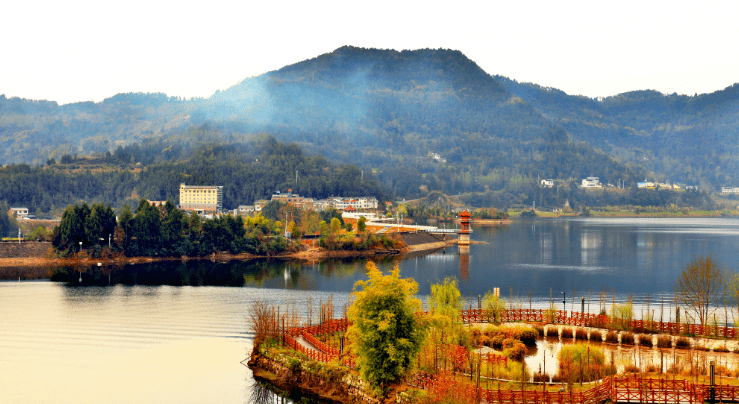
xmin=0 ymin=201 xmax=18 ymax=238
xmin=129 ymin=199 xmax=162 ymax=256
xmin=357 ymin=216 xmax=367 ymax=233
xmin=347 ymin=262 xmax=425 ymax=396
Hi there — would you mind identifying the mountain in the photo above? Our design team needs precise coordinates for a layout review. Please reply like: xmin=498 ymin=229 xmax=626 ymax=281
xmin=496 ymin=77 xmax=739 ymax=187
xmin=1 ymin=46 xmax=736 ymax=204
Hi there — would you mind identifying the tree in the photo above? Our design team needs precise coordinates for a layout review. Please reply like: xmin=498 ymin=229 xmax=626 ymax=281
xmin=318 ymin=220 xmax=329 ymax=237
xmin=330 ymin=217 xmax=342 ymax=235
xmin=357 ymin=216 xmax=367 ymax=233
xmin=674 ymin=255 xmax=726 ymax=327
xmin=483 ymin=290 xmax=506 ymax=323
xmin=261 ymin=200 xmax=283 ymax=221
xmin=288 ymin=220 xmax=300 ymax=239
xmin=0 ymin=201 xmax=18 ymax=237
xmin=428 ymin=277 xmax=463 ymax=319
xmin=347 ymin=262 xmax=425 ymax=395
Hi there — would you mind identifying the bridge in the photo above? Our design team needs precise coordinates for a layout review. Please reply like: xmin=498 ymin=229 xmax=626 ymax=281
xmin=427 ymin=228 xmax=469 ymax=234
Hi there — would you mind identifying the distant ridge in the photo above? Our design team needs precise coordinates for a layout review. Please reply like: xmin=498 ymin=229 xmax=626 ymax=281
xmin=1 ymin=46 xmax=738 ymax=195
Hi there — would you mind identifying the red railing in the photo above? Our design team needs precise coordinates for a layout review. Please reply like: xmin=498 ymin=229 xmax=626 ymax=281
xmin=459 ymin=308 xmax=737 ymax=338
xmin=301 ymin=330 xmax=340 ymax=356
xmin=409 ymin=374 xmax=733 ymax=404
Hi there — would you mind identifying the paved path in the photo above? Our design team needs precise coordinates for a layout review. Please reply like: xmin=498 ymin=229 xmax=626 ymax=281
xmin=294 ymin=334 xmax=322 ymax=353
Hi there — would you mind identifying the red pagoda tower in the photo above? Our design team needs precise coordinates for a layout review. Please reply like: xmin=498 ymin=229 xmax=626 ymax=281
xmin=458 ymin=210 xmax=471 ymax=245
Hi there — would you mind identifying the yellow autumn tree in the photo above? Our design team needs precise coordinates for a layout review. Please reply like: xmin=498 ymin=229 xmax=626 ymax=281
xmin=346 ymin=262 xmax=425 ymax=396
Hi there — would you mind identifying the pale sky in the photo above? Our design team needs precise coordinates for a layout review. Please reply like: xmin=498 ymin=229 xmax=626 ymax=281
xmin=2 ymin=0 xmax=738 ymax=105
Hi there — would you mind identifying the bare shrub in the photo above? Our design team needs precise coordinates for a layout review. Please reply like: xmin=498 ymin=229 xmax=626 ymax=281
xmin=656 ymin=335 xmax=672 ymax=348
xmin=624 ymin=364 xmax=640 ymax=373
xmin=560 ymin=327 xmax=573 ymax=339
xmin=644 ymin=363 xmax=661 ymax=373
xmin=532 ymin=373 xmax=549 ymax=383
xmin=249 ymin=299 xmax=278 ymax=348
xmin=638 ymin=334 xmax=653 ymax=347
xmin=550 ymin=374 xmax=564 ymax=383
xmin=589 ymin=330 xmax=603 ymax=342
xmin=675 ymin=337 xmax=691 ymax=349
xmin=605 ymin=330 xmax=619 ymax=343
xmin=666 ymin=363 xmax=682 ymax=375
xmin=621 ymin=332 xmax=635 ymax=345
xmin=575 ymin=328 xmax=588 ymax=340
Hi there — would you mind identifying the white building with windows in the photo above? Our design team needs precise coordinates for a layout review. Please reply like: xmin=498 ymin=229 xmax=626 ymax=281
xmin=581 ymin=177 xmax=602 ymax=188
xmin=323 ymin=196 xmax=379 ymax=211
xmin=179 ymin=183 xmax=223 ymax=214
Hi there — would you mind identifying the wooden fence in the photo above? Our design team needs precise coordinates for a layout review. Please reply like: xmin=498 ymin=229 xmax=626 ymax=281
xmin=277 ymin=310 xmax=739 ymax=402
xmin=460 ymin=308 xmax=737 ymax=338
xmin=410 ymin=374 xmax=738 ymax=404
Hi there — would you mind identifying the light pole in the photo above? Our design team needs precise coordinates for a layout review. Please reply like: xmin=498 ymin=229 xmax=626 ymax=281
xmin=78 ymin=242 xmax=83 ymax=283
xmin=108 ymin=234 xmax=111 ymax=249
xmin=561 ymin=292 xmax=566 ymax=316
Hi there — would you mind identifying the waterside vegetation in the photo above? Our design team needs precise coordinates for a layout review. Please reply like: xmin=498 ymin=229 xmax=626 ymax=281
xmin=249 ymin=258 xmax=739 ymax=403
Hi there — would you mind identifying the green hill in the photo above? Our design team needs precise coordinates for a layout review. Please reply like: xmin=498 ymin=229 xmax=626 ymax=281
xmin=2 ymin=46 xmax=736 ymax=208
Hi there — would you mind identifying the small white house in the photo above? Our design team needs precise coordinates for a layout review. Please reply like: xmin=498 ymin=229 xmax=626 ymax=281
xmin=541 ymin=179 xmax=554 ymax=188
xmin=9 ymin=207 xmax=29 ymax=218
xmin=581 ymin=177 xmax=602 ymax=188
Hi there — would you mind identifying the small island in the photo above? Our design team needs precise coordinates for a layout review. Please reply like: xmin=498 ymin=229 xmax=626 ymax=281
xmin=248 ymin=259 xmax=739 ymax=403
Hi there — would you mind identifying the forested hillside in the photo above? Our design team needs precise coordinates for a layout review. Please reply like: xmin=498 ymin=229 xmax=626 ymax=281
xmin=0 ymin=136 xmax=386 ymax=216
xmin=496 ymin=77 xmax=739 ymax=188
xmin=2 ymin=46 xmax=737 ymax=207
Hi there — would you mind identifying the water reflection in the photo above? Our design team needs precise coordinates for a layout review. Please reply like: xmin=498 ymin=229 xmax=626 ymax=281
xmin=48 ymin=256 xmax=400 ymax=289
xmin=31 ymin=217 xmax=739 ymax=301
xmin=523 ymin=336 xmax=739 ymax=381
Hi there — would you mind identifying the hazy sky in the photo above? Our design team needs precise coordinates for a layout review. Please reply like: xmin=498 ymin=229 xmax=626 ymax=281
xmin=2 ymin=0 xmax=738 ymax=105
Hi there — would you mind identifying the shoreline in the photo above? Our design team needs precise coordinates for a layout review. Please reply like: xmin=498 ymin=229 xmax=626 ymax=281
xmin=519 ymin=211 xmax=738 ymax=219
xmin=0 ymin=238 xmax=457 ymax=269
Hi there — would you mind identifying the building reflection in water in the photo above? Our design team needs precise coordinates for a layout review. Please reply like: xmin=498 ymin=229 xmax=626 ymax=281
xmin=459 ymin=244 xmax=470 ymax=281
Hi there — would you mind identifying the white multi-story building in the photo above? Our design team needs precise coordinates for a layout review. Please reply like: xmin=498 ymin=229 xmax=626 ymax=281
xmin=581 ymin=177 xmax=602 ymax=188
xmin=326 ymin=196 xmax=379 ymax=210
xmin=722 ymin=187 xmax=739 ymax=194
xmin=179 ymin=183 xmax=223 ymax=214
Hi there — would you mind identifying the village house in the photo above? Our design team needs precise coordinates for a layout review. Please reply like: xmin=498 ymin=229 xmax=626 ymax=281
xmin=581 ymin=177 xmax=602 ymax=188
xmin=8 ymin=207 xmax=29 ymax=219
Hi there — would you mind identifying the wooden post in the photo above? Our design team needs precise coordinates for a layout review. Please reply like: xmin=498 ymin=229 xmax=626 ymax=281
xmin=676 ymin=307 xmax=680 ymax=332
xmin=710 ymin=361 xmax=716 ymax=404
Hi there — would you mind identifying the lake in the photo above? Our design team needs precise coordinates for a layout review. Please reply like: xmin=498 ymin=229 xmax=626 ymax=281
xmin=2 ymin=217 xmax=739 ymax=403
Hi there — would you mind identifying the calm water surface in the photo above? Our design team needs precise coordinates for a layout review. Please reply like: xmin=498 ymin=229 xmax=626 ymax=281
xmin=2 ymin=217 xmax=739 ymax=403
